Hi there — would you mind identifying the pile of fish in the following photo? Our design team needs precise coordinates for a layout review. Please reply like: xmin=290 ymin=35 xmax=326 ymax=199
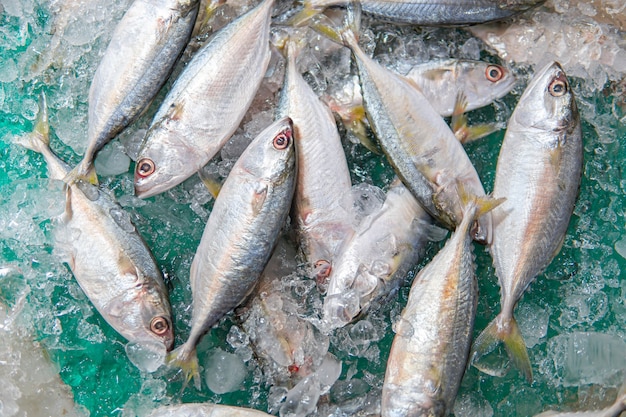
xmin=9 ymin=0 xmax=626 ymax=416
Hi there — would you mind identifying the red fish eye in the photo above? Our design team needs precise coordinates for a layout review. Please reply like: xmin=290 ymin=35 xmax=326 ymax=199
xmin=549 ymin=76 xmax=568 ymax=97
xmin=273 ymin=130 xmax=291 ymax=150
xmin=136 ymin=158 xmax=156 ymax=177
xmin=150 ymin=316 xmax=170 ymax=335
xmin=485 ymin=65 xmax=504 ymax=82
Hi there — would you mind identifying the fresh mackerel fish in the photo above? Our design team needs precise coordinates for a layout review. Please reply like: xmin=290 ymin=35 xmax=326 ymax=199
xmin=382 ymin=195 xmax=501 ymax=417
xmin=277 ymin=37 xmax=354 ymax=286
xmin=471 ymin=62 xmax=583 ymax=383
xmin=405 ymin=59 xmax=517 ymax=117
xmin=73 ymin=0 xmax=200 ymax=182
xmin=134 ymin=0 xmax=275 ymax=198
xmin=323 ymin=180 xmax=438 ymax=330
xmin=17 ymin=96 xmax=174 ymax=352
xmin=168 ymin=117 xmax=297 ymax=389
xmin=319 ymin=17 xmax=492 ymax=243
xmin=293 ymin=0 xmax=544 ymax=26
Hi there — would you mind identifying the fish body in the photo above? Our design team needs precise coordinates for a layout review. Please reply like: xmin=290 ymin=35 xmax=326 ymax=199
xmin=405 ymin=59 xmax=516 ymax=117
xmin=168 ymin=117 xmax=297 ymax=388
xmin=323 ymin=180 xmax=436 ymax=329
xmin=76 ymin=0 xmax=200 ymax=180
xmin=277 ymin=38 xmax=354 ymax=283
xmin=134 ymin=0 xmax=275 ymax=198
xmin=148 ymin=403 xmax=274 ymax=417
xmin=295 ymin=0 xmax=544 ymax=26
xmin=17 ymin=96 xmax=174 ymax=351
xmin=381 ymin=195 xmax=499 ymax=417
xmin=472 ymin=61 xmax=583 ymax=382
xmin=357 ymin=0 xmax=545 ymax=26
xmin=336 ymin=26 xmax=491 ymax=243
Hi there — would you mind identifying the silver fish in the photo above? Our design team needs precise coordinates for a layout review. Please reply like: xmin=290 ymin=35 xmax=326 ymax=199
xmin=471 ymin=62 xmax=583 ymax=382
xmin=148 ymin=403 xmax=274 ymax=417
xmin=72 ymin=0 xmax=200 ymax=182
xmin=16 ymin=95 xmax=174 ymax=351
xmin=405 ymin=59 xmax=517 ymax=117
xmin=167 ymin=117 xmax=297 ymax=388
xmin=322 ymin=180 xmax=439 ymax=330
xmin=292 ymin=0 xmax=544 ymax=27
xmin=316 ymin=13 xmax=492 ymax=243
xmin=277 ymin=36 xmax=354 ymax=285
xmin=134 ymin=0 xmax=275 ymax=198
xmin=381 ymin=194 xmax=501 ymax=417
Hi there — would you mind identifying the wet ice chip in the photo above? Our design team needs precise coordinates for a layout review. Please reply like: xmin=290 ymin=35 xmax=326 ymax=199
xmin=323 ymin=291 xmax=360 ymax=327
xmin=350 ymin=183 xmax=386 ymax=226
xmin=349 ymin=320 xmax=379 ymax=353
xmin=204 ymin=348 xmax=247 ymax=394
xmin=279 ymin=375 xmax=321 ymax=417
xmin=316 ymin=353 xmax=342 ymax=393
xmin=94 ymin=141 xmax=131 ymax=177
xmin=614 ymin=236 xmax=626 ymax=259
xmin=125 ymin=342 xmax=166 ymax=373
xmin=546 ymin=331 xmax=626 ymax=386
xmin=517 ymin=302 xmax=549 ymax=348
xmin=453 ymin=391 xmax=494 ymax=417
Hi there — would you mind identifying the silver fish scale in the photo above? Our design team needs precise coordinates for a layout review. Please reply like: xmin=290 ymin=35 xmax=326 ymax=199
xmin=355 ymin=56 xmax=439 ymax=217
xmin=183 ymin=118 xmax=296 ymax=354
xmin=362 ymin=0 xmax=538 ymax=25
xmin=382 ymin=202 xmax=479 ymax=416
xmin=277 ymin=41 xmax=354 ymax=271
xmin=85 ymin=0 xmax=200 ymax=167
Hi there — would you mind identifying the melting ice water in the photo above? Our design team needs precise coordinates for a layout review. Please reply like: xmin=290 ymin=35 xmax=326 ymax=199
xmin=1 ymin=0 xmax=625 ymax=416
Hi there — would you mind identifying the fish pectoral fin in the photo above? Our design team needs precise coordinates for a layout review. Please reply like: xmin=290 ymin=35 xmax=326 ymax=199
xmin=197 ymin=168 xmax=222 ymax=199
xmin=450 ymin=92 xmax=500 ymax=144
xmin=251 ymin=184 xmax=269 ymax=216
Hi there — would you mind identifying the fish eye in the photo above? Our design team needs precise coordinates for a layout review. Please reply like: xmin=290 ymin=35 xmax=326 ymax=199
xmin=150 ymin=316 xmax=170 ymax=336
xmin=136 ymin=158 xmax=156 ymax=177
xmin=549 ymin=77 xmax=568 ymax=97
xmin=485 ymin=65 xmax=504 ymax=82
xmin=273 ymin=130 xmax=291 ymax=150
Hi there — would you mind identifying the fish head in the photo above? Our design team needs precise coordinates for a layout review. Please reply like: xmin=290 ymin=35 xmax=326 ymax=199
xmin=236 ymin=116 xmax=297 ymax=185
xmin=515 ymin=61 xmax=578 ymax=137
xmin=464 ymin=61 xmax=517 ymax=104
xmin=136 ymin=282 xmax=175 ymax=351
xmin=134 ymin=129 xmax=203 ymax=198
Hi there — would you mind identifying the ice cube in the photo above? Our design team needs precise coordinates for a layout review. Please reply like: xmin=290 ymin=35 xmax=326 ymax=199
xmin=546 ymin=331 xmax=626 ymax=386
xmin=125 ymin=342 xmax=166 ymax=373
xmin=94 ymin=141 xmax=131 ymax=177
xmin=453 ymin=391 xmax=494 ymax=417
xmin=204 ymin=348 xmax=248 ymax=394
xmin=280 ymin=375 xmax=321 ymax=417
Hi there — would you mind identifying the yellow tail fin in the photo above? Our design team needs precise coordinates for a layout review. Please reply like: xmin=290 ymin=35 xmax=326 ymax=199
xmin=471 ymin=315 xmax=533 ymax=383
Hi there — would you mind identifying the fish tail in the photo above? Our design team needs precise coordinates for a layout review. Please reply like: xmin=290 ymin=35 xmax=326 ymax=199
xmin=471 ymin=315 xmax=533 ymax=383
xmin=456 ymin=181 xmax=505 ymax=220
xmin=14 ymin=92 xmax=51 ymax=154
xmin=308 ymin=2 xmax=361 ymax=47
xmin=63 ymin=159 xmax=99 ymax=186
xmin=166 ymin=343 xmax=201 ymax=391
xmin=287 ymin=0 xmax=323 ymax=28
